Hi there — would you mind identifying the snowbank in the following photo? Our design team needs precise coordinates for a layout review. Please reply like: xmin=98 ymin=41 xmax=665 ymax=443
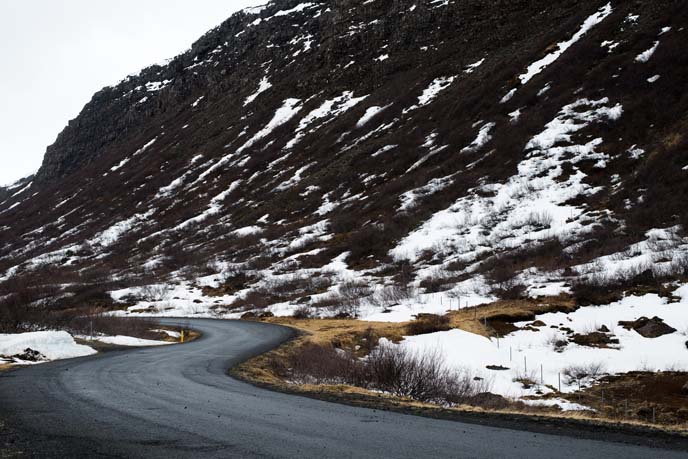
xmin=0 ymin=331 xmax=96 ymax=362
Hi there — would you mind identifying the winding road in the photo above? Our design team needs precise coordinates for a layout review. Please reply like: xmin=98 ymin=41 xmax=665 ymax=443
xmin=1 ymin=319 xmax=686 ymax=458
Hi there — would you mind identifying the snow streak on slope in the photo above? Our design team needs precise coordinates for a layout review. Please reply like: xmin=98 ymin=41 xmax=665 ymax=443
xmin=392 ymin=97 xmax=623 ymax=267
xmin=518 ymin=3 xmax=613 ymax=85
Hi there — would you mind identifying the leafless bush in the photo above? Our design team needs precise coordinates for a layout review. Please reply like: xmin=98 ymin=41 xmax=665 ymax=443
xmin=513 ymin=370 xmax=539 ymax=389
xmin=419 ymin=269 xmax=455 ymax=293
xmin=520 ymin=211 xmax=553 ymax=229
xmin=669 ymin=253 xmax=688 ymax=276
xmin=292 ymin=305 xmax=313 ymax=320
xmin=287 ymin=343 xmax=365 ymax=385
xmin=339 ymin=279 xmax=372 ymax=301
xmin=371 ymin=283 xmax=417 ymax=309
xmin=66 ymin=313 xmax=158 ymax=339
xmin=139 ymin=284 xmax=172 ymax=302
xmin=488 ymin=263 xmax=526 ymax=300
xmin=282 ymin=343 xmax=491 ymax=405
xmin=367 ymin=346 xmax=489 ymax=403
xmin=562 ymin=362 xmax=607 ymax=386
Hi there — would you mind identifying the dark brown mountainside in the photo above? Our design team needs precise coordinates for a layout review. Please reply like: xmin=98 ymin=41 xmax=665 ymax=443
xmin=1 ymin=0 xmax=687 ymax=319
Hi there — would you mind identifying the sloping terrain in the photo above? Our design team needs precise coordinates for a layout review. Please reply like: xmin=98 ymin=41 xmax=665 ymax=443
xmin=1 ymin=0 xmax=688 ymax=412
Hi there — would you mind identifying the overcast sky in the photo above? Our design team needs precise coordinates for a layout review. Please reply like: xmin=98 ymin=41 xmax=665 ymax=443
xmin=0 ymin=0 xmax=264 ymax=186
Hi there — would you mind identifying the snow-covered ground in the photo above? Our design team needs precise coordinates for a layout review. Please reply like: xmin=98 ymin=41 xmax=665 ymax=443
xmin=0 ymin=331 xmax=95 ymax=364
xmin=382 ymin=283 xmax=688 ymax=408
xmin=1 ymin=330 xmax=173 ymax=366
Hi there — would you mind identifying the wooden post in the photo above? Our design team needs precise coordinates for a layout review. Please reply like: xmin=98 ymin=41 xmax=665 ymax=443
xmin=180 ymin=330 xmax=185 ymax=343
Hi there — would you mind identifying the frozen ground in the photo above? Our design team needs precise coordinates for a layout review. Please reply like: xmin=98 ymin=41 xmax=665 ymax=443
xmin=1 ymin=330 xmax=172 ymax=366
xmin=0 ymin=331 xmax=95 ymax=364
xmin=382 ymin=283 xmax=688 ymax=408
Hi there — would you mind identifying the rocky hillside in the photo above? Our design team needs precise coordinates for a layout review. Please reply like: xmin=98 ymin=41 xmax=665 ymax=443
xmin=1 ymin=0 xmax=687 ymax=320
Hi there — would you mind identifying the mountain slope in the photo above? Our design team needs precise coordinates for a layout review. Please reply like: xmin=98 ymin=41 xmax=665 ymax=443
xmin=1 ymin=0 xmax=687 ymax=322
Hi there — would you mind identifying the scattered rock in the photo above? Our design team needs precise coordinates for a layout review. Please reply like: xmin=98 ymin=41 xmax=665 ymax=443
xmin=12 ymin=348 xmax=46 ymax=362
xmin=486 ymin=365 xmax=509 ymax=371
xmin=598 ymin=325 xmax=610 ymax=333
xmin=570 ymin=332 xmax=619 ymax=348
xmin=529 ymin=320 xmax=546 ymax=327
xmin=618 ymin=316 xmax=676 ymax=338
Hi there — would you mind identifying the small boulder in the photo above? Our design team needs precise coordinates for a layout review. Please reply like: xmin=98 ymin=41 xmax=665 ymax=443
xmin=618 ymin=316 xmax=676 ymax=338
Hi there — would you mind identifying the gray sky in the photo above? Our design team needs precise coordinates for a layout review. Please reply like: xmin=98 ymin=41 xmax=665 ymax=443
xmin=0 ymin=0 xmax=264 ymax=186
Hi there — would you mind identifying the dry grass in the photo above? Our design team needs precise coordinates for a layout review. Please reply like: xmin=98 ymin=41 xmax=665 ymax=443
xmin=444 ymin=295 xmax=577 ymax=337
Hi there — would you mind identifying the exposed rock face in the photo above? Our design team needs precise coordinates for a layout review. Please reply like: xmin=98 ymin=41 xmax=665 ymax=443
xmin=1 ymin=0 xmax=688 ymax=314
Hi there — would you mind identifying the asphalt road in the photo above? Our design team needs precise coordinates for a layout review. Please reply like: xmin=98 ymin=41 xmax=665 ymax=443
xmin=0 ymin=318 xmax=686 ymax=458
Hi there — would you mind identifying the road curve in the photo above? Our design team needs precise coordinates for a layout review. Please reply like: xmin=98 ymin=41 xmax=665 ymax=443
xmin=0 ymin=318 xmax=686 ymax=458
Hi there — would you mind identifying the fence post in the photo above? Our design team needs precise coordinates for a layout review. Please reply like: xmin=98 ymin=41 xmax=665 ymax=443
xmin=510 ymin=347 xmax=512 ymax=362
xmin=524 ymin=356 xmax=527 ymax=373
xmin=540 ymin=364 xmax=543 ymax=384
xmin=558 ymin=373 xmax=561 ymax=393
xmin=652 ymin=407 xmax=656 ymax=424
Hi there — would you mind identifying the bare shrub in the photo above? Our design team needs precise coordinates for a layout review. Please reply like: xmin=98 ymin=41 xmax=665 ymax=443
xmin=292 ymin=305 xmax=313 ymax=320
xmin=488 ymin=263 xmax=526 ymax=300
xmin=520 ymin=211 xmax=553 ymax=229
xmin=288 ymin=343 xmax=364 ymax=385
xmin=367 ymin=346 xmax=488 ymax=403
xmin=669 ymin=253 xmax=688 ymax=277
xmin=339 ymin=279 xmax=371 ymax=301
xmin=282 ymin=343 xmax=491 ymax=405
xmin=139 ymin=284 xmax=172 ymax=302
xmin=66 ymin=313 xmax=158 ymax=339
xmin=419 ymin=269 xmax=455 ymax=293
xmin=562 ymin=362 xmax=607 ymax=386
xmin=371 ymin=283 xmax=417 ymax=309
